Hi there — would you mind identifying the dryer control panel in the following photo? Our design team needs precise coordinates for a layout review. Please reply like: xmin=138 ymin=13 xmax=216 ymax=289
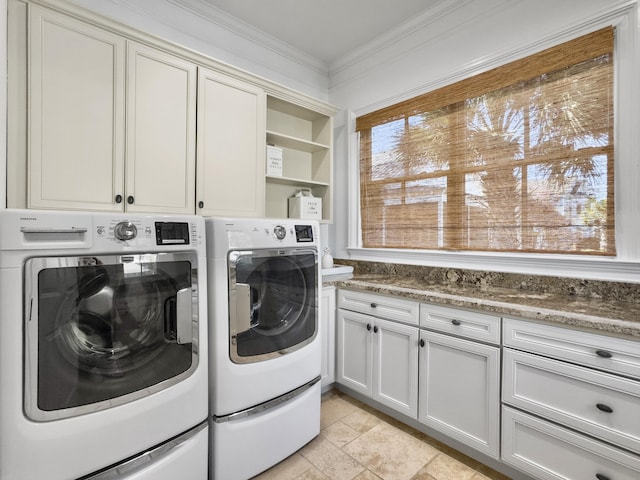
xmin=294 ymin=225 xmax=314 ymax=242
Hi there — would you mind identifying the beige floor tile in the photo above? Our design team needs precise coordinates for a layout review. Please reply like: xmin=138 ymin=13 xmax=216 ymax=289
xmin=320 ymin=395 xmax=362 ymax=429
xmin=252 ymin=452 xmax=313 ymax=480
xmin=343 ymin=422 xmax=440 ymax=480
xmin=322 ymin=420 xmax=361 ymax=448
xmin=301 ymin=435 xmax=366 ymax=480
xmin=341 ymin=408 xmax=382 ymax=433
xmin=416 ymin=454 xmax=476 ymax=480
xmin=296 ymin=466 xmax=332 ymax=480
xmin=354 ymin=470 xmax=385 ymax=480
xmin=471 ymin=474 xmax=494 ymax=480
xmin=255 ymin=391 xmax=508 ymax=480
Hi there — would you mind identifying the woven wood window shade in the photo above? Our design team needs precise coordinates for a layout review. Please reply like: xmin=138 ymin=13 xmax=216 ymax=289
xmin=357 ymin=27 xmax=615 ymax=255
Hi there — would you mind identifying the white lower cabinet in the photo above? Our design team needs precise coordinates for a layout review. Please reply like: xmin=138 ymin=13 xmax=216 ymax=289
xmin=418 ymin=330 xmax=500 ymax=458
xmin=336 ymin=291 xmax=640 ymax=480
xmin=321 ymin=286 xmax=336 ymax=388
xmin=503 ymin=348 xmax=640 ymax=454
xmin=503 ymin=406 xmax=640 ymax=480
xmin=336 ymin=304 xmax=419 ymax=418
xmin=502 ymin=317 xmax=640 ymax=479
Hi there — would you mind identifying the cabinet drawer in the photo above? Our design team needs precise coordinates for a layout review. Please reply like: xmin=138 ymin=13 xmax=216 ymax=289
xmin=504 ymin=317 xmax=640 ymax=380
xmin=420 ymin=303 xmax=500 ymax=344
xmin=338 ymin=289 xmax=419 ymax=325
xmin=503 ymin=348 xmax=640 ymax=454
xmin=502 ymin=406 xmax=640 ymax=480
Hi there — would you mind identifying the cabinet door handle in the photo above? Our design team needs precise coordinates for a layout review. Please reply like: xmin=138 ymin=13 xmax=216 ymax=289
xmin=451 ymin=319 xmax=461 ymax=326
xmin=127 ymin=195 xmax=135 ymax=205
xmin=198 ymin=201 xmax=204 ymax=209
xmin=370 ymin=303 xmax=377 ymax=308
xmin=373 ymin=326 xmax=378 ymax=333
xmin=596 ymin=403 xmax=613 ymax=413
xmin=419 ymin=339 xmax=425 ymax=347
xmin=366 ymin=323 xmax=371 ymax=331
xmin=596 ymin=473 xmax=611 ymax=480
xmin=115 ymin=194 xmax=123 ymax=204
xmin=595 ymin=349 xmax=613 ymax=359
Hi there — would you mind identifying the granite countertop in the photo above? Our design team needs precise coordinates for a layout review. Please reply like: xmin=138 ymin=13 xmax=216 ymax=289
xmin=334 ymin=273 xmax=640 ymax=339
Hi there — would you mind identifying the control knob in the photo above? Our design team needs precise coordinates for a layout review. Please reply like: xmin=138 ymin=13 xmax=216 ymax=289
xmin=114 ymin=221 xmax=137 ymax=241
xmin=273 ymin=225 xmax=286 ymax=240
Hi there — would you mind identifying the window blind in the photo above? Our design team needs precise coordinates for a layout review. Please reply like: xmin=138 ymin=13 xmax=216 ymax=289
xmin=357 ymin=27 xmax=614 ymax=255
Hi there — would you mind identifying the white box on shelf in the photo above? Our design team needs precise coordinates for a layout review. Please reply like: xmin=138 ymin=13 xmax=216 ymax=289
xmin=266 ymin=145 xmax=283 ymax=176
xmin=288 ymin=189 xmax=322 ymax=220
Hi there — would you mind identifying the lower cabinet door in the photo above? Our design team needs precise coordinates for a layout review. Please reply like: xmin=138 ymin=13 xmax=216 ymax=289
xmin=372 ymin=318 xmax=419 ymax=418
xmin=418 ymin=331 xmax=500 ymax=458
xmin=502 ymin=406 xmax=640 ymax=480
xmin=336 ymin=309 xmax=372 ymax=396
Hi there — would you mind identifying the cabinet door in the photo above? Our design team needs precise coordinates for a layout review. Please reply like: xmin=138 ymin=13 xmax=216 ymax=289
xmin=126 ymin=42 xmax=197 ymax=214
xmin=336 ymin=309 xmax=372 ymax=396
xmin=419 ymin=331 xmax=500 ymax=458
xmin=321 ymin=286 xmax=336 ymax=388
xmin=372 ymin=318 xmax=419 ymax=418
xmin=28 ymin=5 xmax=125 ymax=211
xmin=197 ymin=68 xmax=266 ymax=217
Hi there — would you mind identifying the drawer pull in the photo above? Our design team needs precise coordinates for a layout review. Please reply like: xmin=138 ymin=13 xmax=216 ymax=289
xmin=451 ymin=319 xmax=461 ymax=326
xmin=595 ymin=349 xmax=613 ymax=359
xmin=370 ymin=303 xmax=377 ymax=308
xmin=596 ymin=403 xmax=614 ymax=413
xmin=595 ymin=474 xmax=611 ymax=480
xmin=373 ymin=325 xmax=379 ymax=333
xmin=366 ymin=323 xmax=372 ymax=331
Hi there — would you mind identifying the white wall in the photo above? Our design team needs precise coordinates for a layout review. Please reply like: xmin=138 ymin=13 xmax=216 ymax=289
xmin=328 ymin=0 xmax=640 ymax=281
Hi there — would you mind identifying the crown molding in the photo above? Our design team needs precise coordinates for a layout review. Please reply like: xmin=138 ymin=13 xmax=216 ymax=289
xmin=329 ymin=0 xmax=477 ymax=80
xmin=164 ymin=0 xmax=329 ymax=76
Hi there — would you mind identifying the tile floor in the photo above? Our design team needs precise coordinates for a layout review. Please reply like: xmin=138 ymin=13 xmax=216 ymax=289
xmin=253 ymin=390 xmax=511 ymax=480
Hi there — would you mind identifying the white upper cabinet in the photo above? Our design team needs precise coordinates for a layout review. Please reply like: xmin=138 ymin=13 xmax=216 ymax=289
xmin=196 ymin=68 xmax=266 ymax=217
xmin=14 ymin=1 xmax=334 ymax=216
xmin=28 ymin=5 xmax=197 ymax=213
xmin=126 ymin=42 xmax=197 ymax=214
xmin=28 ymin=4 xmax=126 ymax=211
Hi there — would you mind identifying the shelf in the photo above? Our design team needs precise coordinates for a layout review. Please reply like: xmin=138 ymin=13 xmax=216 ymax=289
xmin=266 ymin=131 xmax=329 ymax=153
xmin=265 ymin=94 xmax=333 ymax=223
xmin=266 ymin=175 xmax=329 ymax=188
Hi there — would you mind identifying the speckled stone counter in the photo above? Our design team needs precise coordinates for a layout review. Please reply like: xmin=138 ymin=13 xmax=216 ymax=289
xmin=332 ymin=260 xmax=640 ymax=339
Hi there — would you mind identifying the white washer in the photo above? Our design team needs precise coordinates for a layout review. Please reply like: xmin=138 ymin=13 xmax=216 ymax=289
xmin=0 ymin=209 xmax=208 ymax=480
xmin=206 ymin=217 xmax=322 ymax=480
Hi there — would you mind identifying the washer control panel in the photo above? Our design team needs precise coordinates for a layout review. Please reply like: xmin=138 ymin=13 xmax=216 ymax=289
xmin=114 ymin=221 xmax=137 ymax=241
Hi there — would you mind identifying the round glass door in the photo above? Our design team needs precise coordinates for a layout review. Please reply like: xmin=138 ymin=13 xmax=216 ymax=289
xmin=24 ymin=253 xmax=199 ymax=421
xmin=229 ymin=249 xmax=318 ymax=363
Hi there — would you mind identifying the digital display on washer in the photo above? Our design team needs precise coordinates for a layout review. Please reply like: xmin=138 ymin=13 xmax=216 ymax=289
xmin=294 ymin=224 xmax=314 ymax=242
xmin=155 ymin=222 xmax=190 ymax=245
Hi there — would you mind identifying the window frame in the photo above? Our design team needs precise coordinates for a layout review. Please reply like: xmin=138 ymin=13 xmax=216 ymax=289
xmin=345 ymin=6 xmax=640 ymax=282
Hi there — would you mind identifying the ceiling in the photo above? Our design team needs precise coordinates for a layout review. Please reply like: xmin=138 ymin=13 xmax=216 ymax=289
xmin=200 ymin=0 xmax=445 ymax=65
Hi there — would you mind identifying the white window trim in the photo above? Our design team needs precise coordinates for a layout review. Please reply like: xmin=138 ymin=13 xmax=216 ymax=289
xmin=346 ymin=3 xmax=640 ymax=283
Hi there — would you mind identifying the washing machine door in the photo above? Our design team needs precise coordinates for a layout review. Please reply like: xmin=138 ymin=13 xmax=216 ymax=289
xmin=24 ymin=253 xmax=200 ymax=421
xmin=228 ymin=248 xmax=318 ymax=364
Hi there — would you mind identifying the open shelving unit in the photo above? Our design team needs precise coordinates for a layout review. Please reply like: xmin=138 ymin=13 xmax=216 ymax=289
xmin=265 ymin=96 xmax=334 ymax=222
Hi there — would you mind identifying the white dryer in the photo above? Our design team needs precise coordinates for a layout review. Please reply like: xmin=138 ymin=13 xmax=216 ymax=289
xmin=0 ymin=209 xmax=208 ymax=480
xmin=206 ymin=217 xmax=322 ymax=480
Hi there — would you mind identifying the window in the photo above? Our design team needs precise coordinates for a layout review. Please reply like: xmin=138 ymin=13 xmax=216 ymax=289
xmin=357 ymin=27 xmax=614 ymax=255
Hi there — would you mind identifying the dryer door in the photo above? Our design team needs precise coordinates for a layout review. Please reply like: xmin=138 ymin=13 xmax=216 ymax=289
xmin=24 ymin=253 xmax=200 ymax=421
xmin=228 ymin=248 xmax=318 ymax=364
